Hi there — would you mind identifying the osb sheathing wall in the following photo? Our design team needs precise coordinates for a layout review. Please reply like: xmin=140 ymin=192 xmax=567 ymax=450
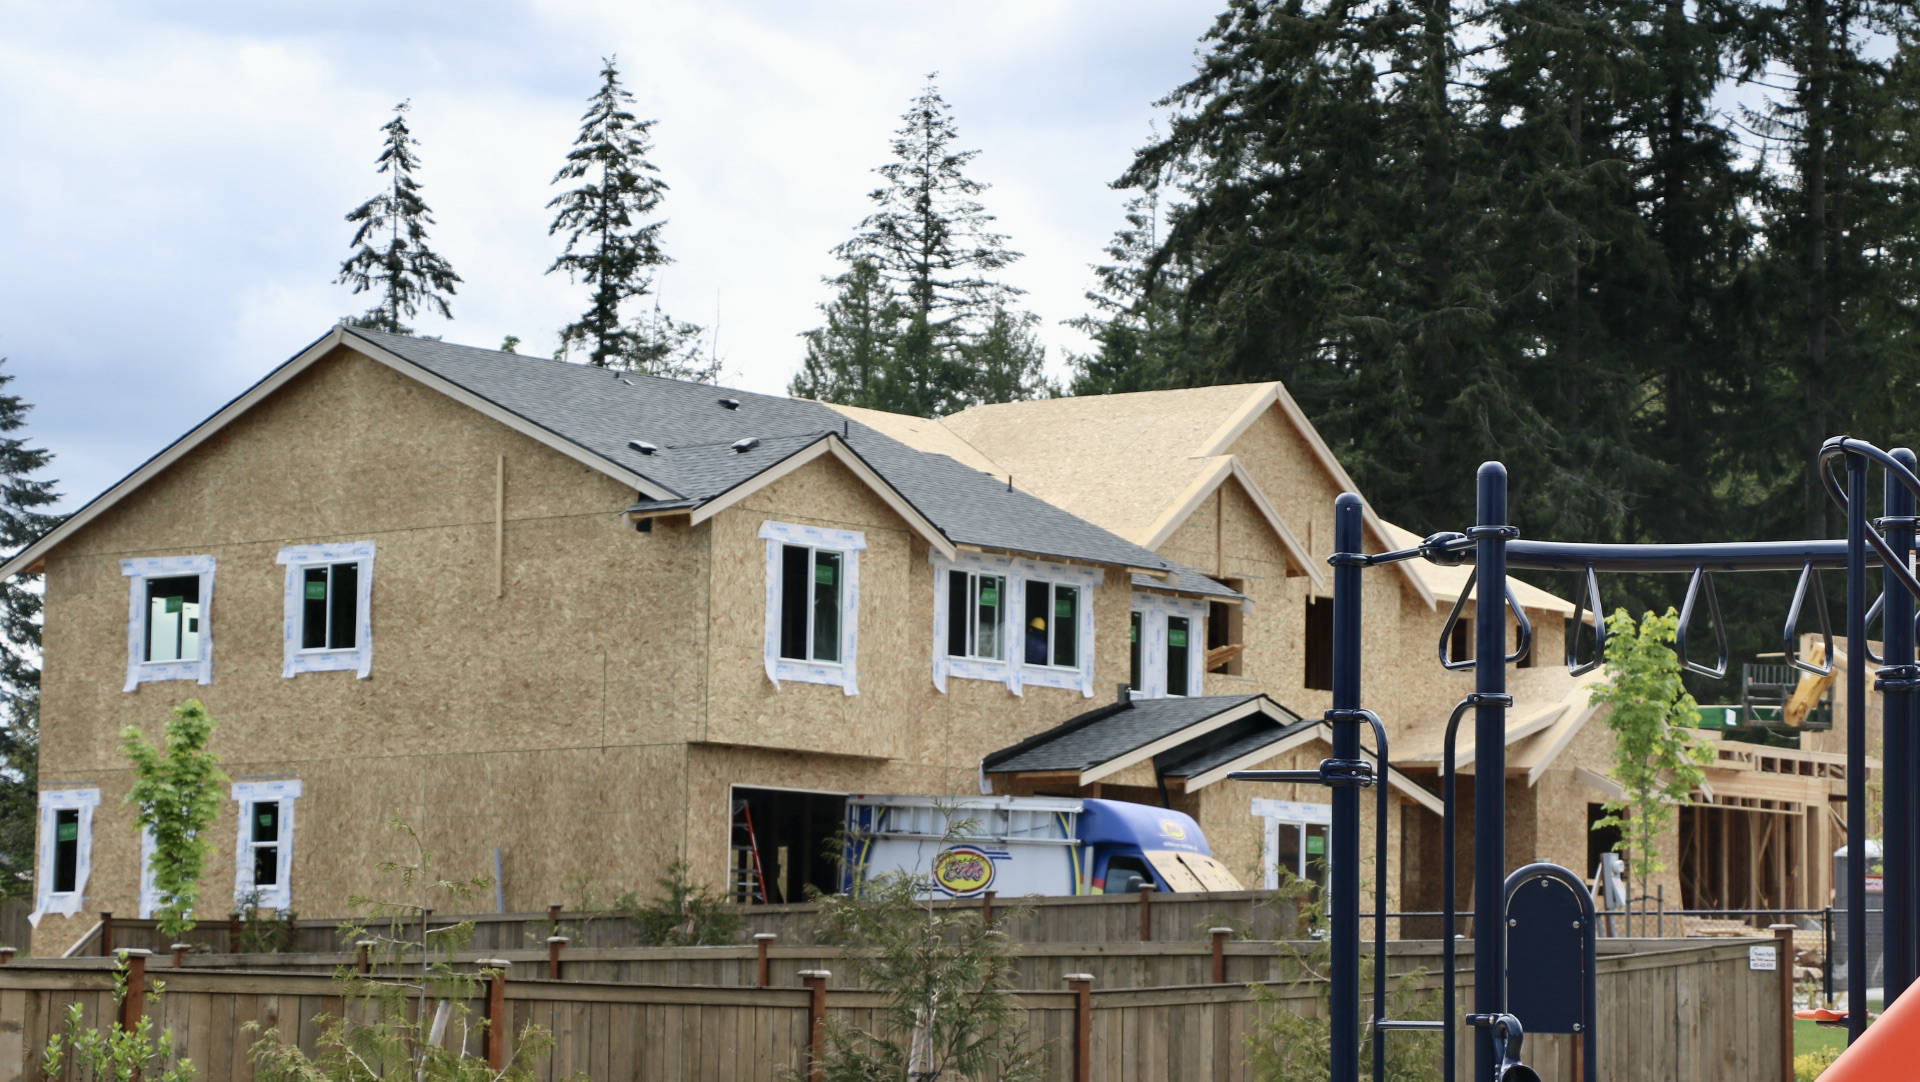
xmin=35 ymin=347 xmax=710 ymax=952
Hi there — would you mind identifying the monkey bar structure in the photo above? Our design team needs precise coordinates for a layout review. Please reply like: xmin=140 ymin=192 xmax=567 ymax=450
xmin=1236 ymin=437 xmax=1920 ymax=1082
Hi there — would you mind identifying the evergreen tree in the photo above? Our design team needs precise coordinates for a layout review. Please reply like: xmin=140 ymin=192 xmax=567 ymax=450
xmin=548 ymin=57 xmax=700 ymax=370
xmin=337 ymin=101 xmax=462 ymax=334
xmin=626 ymin=300 xmax=719 ymax=382
xmin=0 ymin=359 xmax=58 ymax=895
xmin=1067 ymin=186 xmax=1206 ymax=396
xmin=790 ymin=259 xmax=902 ymax=406
xmin=816 ymin=74 xmax=1047 ymax=415
xmin=966 ymin=307 xmax=1056 ymax=404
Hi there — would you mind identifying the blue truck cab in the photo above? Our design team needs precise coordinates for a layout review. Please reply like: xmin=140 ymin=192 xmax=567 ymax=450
xmin=1080 ymin=798 xmax=1241 ymax=894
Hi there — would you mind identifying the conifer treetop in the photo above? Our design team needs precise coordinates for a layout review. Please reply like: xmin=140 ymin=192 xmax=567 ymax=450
xmin=337 ymin=100 xmax=462 ymax=334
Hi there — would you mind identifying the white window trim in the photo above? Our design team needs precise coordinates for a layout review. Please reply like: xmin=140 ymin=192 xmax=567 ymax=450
xmin=232 ymin=779 xmax=302 ymax=911
xmin=30 ymin=787 xmax=100 ymax=927
xmin=139 ymin=826 xmax=158 ymax=920
xmin=932 ymin=554 xmax=1101 ymax=698
xmin=759 ymin=521 xmax=865 ymax=695
xmin=1253 ymin=797 xmax=1332 ymax=891
xmin=277 ymin=541 xmax=375 ymax=678
xmin=120 ymin=555 xmax=215 ymax=691
xmin=1130 ymin=593 xmax=1209 ymax=699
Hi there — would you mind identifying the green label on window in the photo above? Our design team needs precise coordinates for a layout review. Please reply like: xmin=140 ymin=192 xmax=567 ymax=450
xmin=164 ymin=595 xmax=183 ymax=614
xmin=258 ymin=812 xmax=274 ymax=827
xmin=814 ymin=564 xmax=835 ymax=585
xmin=1169 ymin=628 xmax=1187 ymax=647
xmin=979 ymin=587 xmax=998 ymax=606
xmin=56 ymin=822 xmax=77 ymax=842
xmin=1130 ymin=625 xmax=1137 ymax=643
xmin=1307 ymin=835 xmax=1325 ymax=855
xmin=305 ymin=581 xmax=327 ymax=600
xmin=1055 ymin=598 xmax=1073 ymax=618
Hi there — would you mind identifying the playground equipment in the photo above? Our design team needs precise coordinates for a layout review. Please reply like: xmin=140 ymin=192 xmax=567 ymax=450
xmin=1234 ymin=437 xmax=1920 ymax=1082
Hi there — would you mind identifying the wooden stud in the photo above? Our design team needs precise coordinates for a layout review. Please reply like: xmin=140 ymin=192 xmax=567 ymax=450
xmin=753 ymin=933 xmax=776 ymax=988
xmin=1138 ymin=884 xmax=1156 ymax=941
xmin=494 ymin=453 xmax=505 ymax=599
xmin=1209 ymin=927 xmax=1231 ymax=984
xmin=1065 ymin=973 xmax=1093 ymax=1082
xmin=799 ymin=969 xmax=831 ymax=1082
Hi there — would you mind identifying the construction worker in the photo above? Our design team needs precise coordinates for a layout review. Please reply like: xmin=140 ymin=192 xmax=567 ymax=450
xmin=1026 ymin=615 xmax=1049 ymax=666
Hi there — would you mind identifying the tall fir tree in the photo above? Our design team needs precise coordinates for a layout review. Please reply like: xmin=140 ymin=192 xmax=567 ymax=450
xmin=1067 ymin=185 xmax=1207 ymax=396
xmin=0 ymin=359 xmax=58 ymax=894
xmin=790 ymin=259 xmax=901 ymax=405
xmin=338 ymin=100 xmax=462 ymax=334
xmin=812 ymin=74 xmax=1047 ymax=416
xmin=548 ymin=56 xmax=710 ymax=378
xmin=966 ymin=307 xmax=1056 ymax=404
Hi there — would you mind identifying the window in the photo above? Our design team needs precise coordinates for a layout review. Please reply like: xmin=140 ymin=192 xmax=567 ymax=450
xmin=32 ymin=787 xmax=99 ymax=922
xmin=277 ymin=541 xmax=375 ymax=678
xmin=1253 ymin=797 xmax=1331 ymax=893
xmin=946 ymin=569 xmax=1007 ymax=662
xmin=1023 ymin=580 xmax=1080 ymax=668
xmin=1166 ymin=616 xmax=1191 ymax=696
xmin=932 ymin=553 xmax=1099 ymax=697
xmin=232 ymin=779 xmax=301 ymax=910
xmin=1130 ymin=594 xmax=1209 ymax=699
xmin=1207 ymin=588 xmax=1244 ymax=675
xmin=1129 ymin=611 xmax=1143 ymax=692
xmin=759 ymin=521 xmax=865 ymax=694
xmin=120 ymin=556 xmax=216 ymax=691
xmin=1304 ymin=597 xmax=1334 ymax=691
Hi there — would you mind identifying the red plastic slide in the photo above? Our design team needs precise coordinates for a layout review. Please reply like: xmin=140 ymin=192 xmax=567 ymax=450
xmin=1814 ymin=992 xmax=1918 ymax=1080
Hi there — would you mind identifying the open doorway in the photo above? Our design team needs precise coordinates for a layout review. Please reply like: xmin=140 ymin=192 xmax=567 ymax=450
xmin=731 ymin=786 xmax=847 ymax=904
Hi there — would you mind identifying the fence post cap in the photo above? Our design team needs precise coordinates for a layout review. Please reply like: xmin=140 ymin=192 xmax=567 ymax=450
xmin=355 ymin=939 xmax=378 ymax=947
xmin=0 ymin=946 xmax=17 ymax=954
xmin=117 ymin=948 xmax=152 ymax=958
xmin=1138 ymin=885 xmax=1157 ymax=893
xmin=546 ymin=935 xmax=570 ymax=944
xmin=1209 ymin=926 xmax=1234 ymax=935
xmin=169 ymin=942 xmax=191 ymax=951
xmin=1063 ymin=972 xmax=1095 ymax=983
xmin=1768 ymin=923 xmax=1797 ymax=932
xmin=798 ymin=968 xmax=832 ymax=980
xmin=476 ymin=957 xmax=512 ymax=968
xmin=753 ymin=932 xmax=779 ymax=941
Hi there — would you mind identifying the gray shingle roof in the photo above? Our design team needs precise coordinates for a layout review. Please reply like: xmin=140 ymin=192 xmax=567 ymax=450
xmin=350 ymin=328 xmax=1240 ymax=597
xmin=983 ymin=694 xmax=1278 ymax=774
xmin=1154 ymin=711 xmax=1313 ymax=779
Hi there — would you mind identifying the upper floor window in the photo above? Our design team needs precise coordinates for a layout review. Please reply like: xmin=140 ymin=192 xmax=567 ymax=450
xmin=277 ymin=541 xmax=375 ymax=678
xmin=760 ymin=521 xmax=865 ymax=695
xmin=232 ymin=779 xmax=302 ymax=911
xmin=120 ymin=556 xmax=216 ymax=691
xmin=1131 ymin=593 xmax=1208 ymax=699
xmin=932 ymin=553 xmax=1100 ymax=698
xmin=32 ymin=787 xmax=99 ymax=923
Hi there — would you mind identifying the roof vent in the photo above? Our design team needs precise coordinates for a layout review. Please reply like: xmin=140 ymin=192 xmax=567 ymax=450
xmin=628 ymin=440 xmax=658 ymax=455
xmin=718 ymin=397 xmax=741 ymax=410
xmin=618 ymin=377 xmax=633 ymax=386
xmin=731 ymin=437 xmax=760 ymax=453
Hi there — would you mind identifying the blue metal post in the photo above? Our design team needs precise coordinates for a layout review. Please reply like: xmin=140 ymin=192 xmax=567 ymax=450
xmin=1884 ymin=451 xmax=1915 ymax=1003
xmin=1473 ymin=463 xmax=1509 ymax=1082
xmin=1847 ymin=451 xmax=1869 ymax=1042
xmin=1329 ymin=492 xmax=1364 ymax=1082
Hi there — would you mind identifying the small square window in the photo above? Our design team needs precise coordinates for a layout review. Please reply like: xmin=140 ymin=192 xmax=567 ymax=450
xmin=121 ymin=556 xmax=216 ymax=690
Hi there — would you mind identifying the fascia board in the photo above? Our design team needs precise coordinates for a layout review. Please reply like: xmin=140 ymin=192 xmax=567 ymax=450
xmin=1078 ymin=698 xmax=1266 ymax=786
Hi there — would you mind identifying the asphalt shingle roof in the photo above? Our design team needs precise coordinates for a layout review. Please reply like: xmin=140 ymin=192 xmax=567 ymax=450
xmin=351 ymin=328 xmax=1240 ymax=597
xmin=983 ymin=694 xmax=1274 ymax=774
xmin=1154 ymin=711 xmax=1313 ymax=779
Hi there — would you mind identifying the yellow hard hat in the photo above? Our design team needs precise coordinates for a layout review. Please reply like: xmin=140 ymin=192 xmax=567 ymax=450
xmin=1029 ymin=616 xmax=1046 ymax=631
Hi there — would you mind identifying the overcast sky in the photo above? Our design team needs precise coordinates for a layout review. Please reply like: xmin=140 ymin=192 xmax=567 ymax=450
xmin=0 ymin=1 xmax=1220 ymax=514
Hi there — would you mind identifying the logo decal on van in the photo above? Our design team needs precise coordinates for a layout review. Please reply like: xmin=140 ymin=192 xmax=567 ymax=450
xmin=931 ymin=846 xmax=997 ymax=896
xmin=1159 ymin=819 xmax=1188 ymax=842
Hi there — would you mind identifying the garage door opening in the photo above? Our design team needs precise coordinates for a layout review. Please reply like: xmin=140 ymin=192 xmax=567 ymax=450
xmin=731 ymin=787 xmax=847 ymax=905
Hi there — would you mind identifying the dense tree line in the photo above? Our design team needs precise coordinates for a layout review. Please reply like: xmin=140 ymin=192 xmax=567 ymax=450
xmin=1072 ymin=0 xmax=1920 ymax=661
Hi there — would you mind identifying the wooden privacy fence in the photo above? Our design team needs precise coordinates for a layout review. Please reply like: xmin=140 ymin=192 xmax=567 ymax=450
xmin=57 ymin=890 xmax=1301 ymax=957
xmin=3 ymin=938 xmax=1777 ymax=1082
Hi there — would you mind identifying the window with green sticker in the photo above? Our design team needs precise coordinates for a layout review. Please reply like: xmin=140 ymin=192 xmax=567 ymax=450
xmin=779 ymin=544 xmax=843 ymax=664
xmin=1023 ymin=581 xmax=1080 ymax=668
xmin=946 ymin=569 xmax=1007 ymax=662
xmin=299 ymin=562 xmax=360 ymax=651
xmin=144 ymin=575 xmax=201 ymax=663
xmin=52 ymin=808 xmax=79 ymax=894
xmin=1167 ymin=616 xmax=1191 ymax=696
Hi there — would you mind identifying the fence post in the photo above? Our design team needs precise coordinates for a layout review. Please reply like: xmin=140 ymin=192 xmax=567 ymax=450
xmin=478 ymin=959 xmax=511 ymax=1070
xmin=99 ymin=911 xmax=113 ymax=956
xmin=755 ymin=932 xmax=777 ymax=988
xmin=982 ymin=890 xmax=996 ymax=928
xmin=1065 ymin=973 xmax=1093 ymax=1082
xmin=229 ymin=912 xmax=241 ymax=951
xmin=356 ymin=939 xmax=375 ymax=974
xmin=119 ymin=948 xmax=151 ymax=1031
xmin=0 ymin=946 xmax=16 ymax=965
xmin=1210 ymin=927 xmax=1231 ymax=984
xmin=1771 ymin=924 xmax=1795 ymax=1082
xmin=548 ymin=902 xmax=562 ymax=925
xmin=800 ymin=969 xmax=831 ymax=1082
xmin=546 ymin=936 xmax=568 ymax=980
xmin=170 ymin=942 xmax=189 ymax=969
xmin=1138 ymin=885 xmax=1155 ymax=942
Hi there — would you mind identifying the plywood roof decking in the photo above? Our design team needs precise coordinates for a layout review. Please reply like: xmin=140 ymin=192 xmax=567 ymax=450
xmin=1395 ymin=664 xmax=1609 ymax=771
